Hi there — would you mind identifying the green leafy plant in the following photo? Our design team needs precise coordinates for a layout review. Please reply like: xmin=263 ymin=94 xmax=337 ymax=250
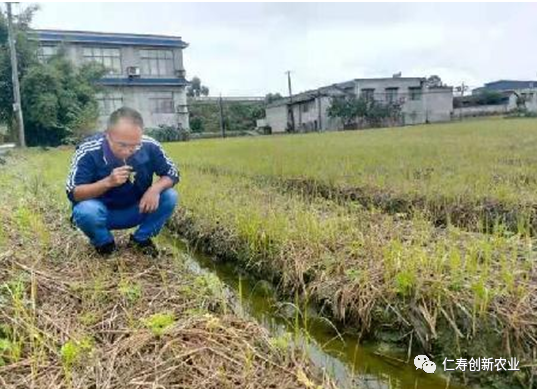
xmin=141 ymin=313 xmax=175 ymax=337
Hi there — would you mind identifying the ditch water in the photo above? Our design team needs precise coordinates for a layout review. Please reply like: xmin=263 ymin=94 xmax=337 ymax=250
xmin=164 ymin=234 xmax=468 ymax=389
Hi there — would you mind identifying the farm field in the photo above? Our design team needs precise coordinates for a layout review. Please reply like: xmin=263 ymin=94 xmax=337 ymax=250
xmin=169 ymin=117 xmax=537 ymax=388
xmin=178 ymin=117 xmax=537 ymax=234
xmin=2 ymin=117 xmax=536 ymax=388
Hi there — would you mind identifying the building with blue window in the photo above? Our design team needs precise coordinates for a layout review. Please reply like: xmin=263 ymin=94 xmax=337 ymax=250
xmin=33 ymin=29 xmax=190 ymax=130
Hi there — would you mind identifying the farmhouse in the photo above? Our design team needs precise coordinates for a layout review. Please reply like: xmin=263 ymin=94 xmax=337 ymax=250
xmin=260 ymin=76 xmax=453 ymax=133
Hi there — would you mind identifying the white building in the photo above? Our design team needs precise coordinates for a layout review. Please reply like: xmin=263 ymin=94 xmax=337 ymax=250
xmin=262 ymin=77 xmax=453 ymax=133
xmin=453 ymin=80 xmax=537 ymax=118
xmin=33 ymin=29 xmax=190 ymax=130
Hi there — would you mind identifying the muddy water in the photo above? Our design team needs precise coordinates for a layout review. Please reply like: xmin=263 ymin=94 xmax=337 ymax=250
xmin=164 ymin=235 xmax=467 ymax=389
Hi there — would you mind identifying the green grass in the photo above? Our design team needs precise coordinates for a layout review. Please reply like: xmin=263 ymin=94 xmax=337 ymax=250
xmin=175 ymin=118 xmax=537 ymax=201
xmin=173 ymin=118 xmax=537 ymax=234
xmin=162 ymin=118 xmax=537 ymax=388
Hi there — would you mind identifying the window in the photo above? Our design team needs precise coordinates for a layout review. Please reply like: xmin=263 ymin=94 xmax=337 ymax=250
xmin=149 ymin=92 xmax=174 ymax=113
xmin=83 ymin=47 xmax=121 ymax=75
xmin=140 ymin=49 xmax=174 ymax=76
xmin=301 ymin=101 xmax=314 ymax=113
xmin=385 ymin=87 xmax=399 ymax=103
xmin=38 ymin=45 xmax=58 ymax=62
xmin=409 ymin=87 xmax=422 ymax=101
xmin=361 ymin=88 xmax=375 ymax=101
xmin=96 ymin=93 xmax=123 ymax=115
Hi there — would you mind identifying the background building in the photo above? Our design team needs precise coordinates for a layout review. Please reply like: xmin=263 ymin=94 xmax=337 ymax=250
xmin=261 ymin=76 xmax=453 ymax=133
xmin=33 ymin=29 xmax=190 ymax=130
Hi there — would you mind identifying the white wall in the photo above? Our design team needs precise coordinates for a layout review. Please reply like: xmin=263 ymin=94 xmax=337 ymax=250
xmin=264 ymin=105 xmax=288 ymax=133
xmin=97 ymin=86 xmax=188 ymax=130
xmin=453 ymin=104 xmax=509 ymax=118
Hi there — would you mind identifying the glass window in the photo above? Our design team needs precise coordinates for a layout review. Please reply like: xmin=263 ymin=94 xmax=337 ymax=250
xmin=96 ymin=93 xmax=123 ymax=115
xmin=385 ymin=87 xmax=399 ymax=103
xmin=140 ymin=49 xmax=174 ymax=76
xmin=38 ymin=45 xmax=58 ymax=62
xmin=301 ymin=101 xmax=314 ymax=113
xmin=83 ymin=47 xmax=121 ymax=75
xmin=361 ymin=88 xmax=375 ymax=101
xmin=149 ymin=92 xmax=174 ymax=113
xmin=409 ymin=87 xmax=422 ymax=101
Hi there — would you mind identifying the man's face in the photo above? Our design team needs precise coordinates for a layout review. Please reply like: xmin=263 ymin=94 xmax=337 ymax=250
xmin=106 ymin=118 xmax=143 ymax=161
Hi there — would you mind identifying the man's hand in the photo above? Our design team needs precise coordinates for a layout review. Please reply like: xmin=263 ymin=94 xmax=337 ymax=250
xmin=106 ymin=166 xmax=132 ymax=188
xmin=139 ymin=187 xmax=160 ymax=213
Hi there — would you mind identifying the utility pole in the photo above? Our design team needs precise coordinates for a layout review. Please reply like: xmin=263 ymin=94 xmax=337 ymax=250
xmin=457 ymin=82 xmax=468 ymax=121
xmin=285 ymin=70 xmax=295 ymax=132
xmin=218 ymin=94 xmax=226 ymax=138
xmin=317 ymin=90 xmax=322 ymax=131
xmin=6 ymin=2 xmax=26 ymax=148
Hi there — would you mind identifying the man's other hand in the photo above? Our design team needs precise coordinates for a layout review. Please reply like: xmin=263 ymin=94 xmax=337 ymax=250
xmin=106 ymin=166 xmax=132 ymax=188
xmin=139 ymin=188 xmax=160 ymax=213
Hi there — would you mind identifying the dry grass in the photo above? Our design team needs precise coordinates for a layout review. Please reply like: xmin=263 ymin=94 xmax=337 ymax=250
xmin=0 ymin=152 xmax=339 ymax=389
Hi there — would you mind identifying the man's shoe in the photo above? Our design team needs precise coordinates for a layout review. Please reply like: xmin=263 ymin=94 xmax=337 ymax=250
xmin=95 ymin=241 xmax=116 ymax=256
xmin=129 ymin=235 xmax=159 ymax=257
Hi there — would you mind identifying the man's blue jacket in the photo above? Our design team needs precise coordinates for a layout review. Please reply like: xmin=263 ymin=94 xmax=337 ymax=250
xmin=66 ymin=133 xmax=179 ymax=209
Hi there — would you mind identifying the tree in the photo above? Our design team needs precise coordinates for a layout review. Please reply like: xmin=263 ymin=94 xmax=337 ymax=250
xmin=327 ymin=96 xmax=367 ymax=127
xmin=426 ymin=75 xmax=443 ymax=88
xmin=188 ymin=100 xmax=264 ymax=133
xmin=327 ymin=95 xmax=402 ymax=129
xmin=187 ymin=76 xmax=209 ymax=97
xmin=21 ymin=58 xmax=106 ymax=146
xmin=0 ymin=5 xmax=105 ymax=146
xmin=189 ymin=117 xmax=204 ymax=133
xmin=0 ymin=5 xmax=40 ymax=139
xmin=264 ymin=92 xmax=283 ymax=104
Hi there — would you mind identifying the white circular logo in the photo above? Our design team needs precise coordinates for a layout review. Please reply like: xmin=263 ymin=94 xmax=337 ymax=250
xmin=422 ymin=361 xmax=437 ymax=374
xmin=414 ymin=355 xmax=429 ymax=369
xmin=414 ymin=355 xmax=436 ymax=373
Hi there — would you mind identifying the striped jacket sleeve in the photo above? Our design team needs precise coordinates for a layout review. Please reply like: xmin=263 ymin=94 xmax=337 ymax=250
xmin=144 ymin=136 xmax=180 ymax=185
xmin=65 ymin=140 xmax=100 ymax=202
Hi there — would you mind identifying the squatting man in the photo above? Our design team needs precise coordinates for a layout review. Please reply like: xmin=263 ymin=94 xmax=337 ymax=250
xmin=65 ymin=107 xmax=179 ymax=256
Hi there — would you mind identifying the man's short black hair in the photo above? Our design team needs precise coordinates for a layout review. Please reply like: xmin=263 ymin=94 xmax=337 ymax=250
xmin=107 ymin=107 xmax=144 ymax=131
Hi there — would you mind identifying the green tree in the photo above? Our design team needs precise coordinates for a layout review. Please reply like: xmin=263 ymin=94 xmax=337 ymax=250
xmin=0 ymin=5 xmax=40 ymax=138
xmin=327 ymin=96 xmax=402 ymax=129
xmin=187 ymin=76 xmax=209 ymax=97
xmin=426 ymin=75 xmax=443 ymax=88
xmin=264 ymin=92 xmax=283 ymax=104
xmin=21 ymin=58 xmax=105 ymax=146
xmin=0 ymin=6 xmax=105 ymax=146
xmin=189 ymin=117 xmax=204 ymax=133
xmin=188 ymin=100 xmax=263 ymax=133
xmin=327 ymin=96 xmax=367 ymax=127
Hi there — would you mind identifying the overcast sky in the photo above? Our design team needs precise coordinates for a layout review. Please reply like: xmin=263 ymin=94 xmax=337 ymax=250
xmin=22 ymin=2 xmax=537 ymax=96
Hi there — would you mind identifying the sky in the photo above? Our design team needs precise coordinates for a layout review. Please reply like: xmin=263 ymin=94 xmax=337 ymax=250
xmin=18 ymin=2 xmax=537 ymax=96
